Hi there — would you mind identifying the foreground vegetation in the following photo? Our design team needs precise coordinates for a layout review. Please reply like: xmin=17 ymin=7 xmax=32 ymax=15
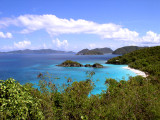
xmin=1 ymin=75 xmax=160 ymax=120
xmin=1 ymin=46 xmax=160 ymax=119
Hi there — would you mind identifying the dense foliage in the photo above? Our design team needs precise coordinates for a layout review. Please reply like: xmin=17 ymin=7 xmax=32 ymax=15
xmin=107 ymin=46 xmax=160 ymax=76
xmin=92 ymin=63 xmax=103 ymax=68
xmin=1 ymin=75 xmax=160 ymax=119
xmin=83 ymin=50 xmax=103 ymax=55
xmin=57 ymin=60 xmax=83 ymax=67
xmin=0 ymin=78 xmax=44 ymax=119
xmin=57 ymin=60 xmax=104 ymax=68
xmin=1 ymin=46 xmax=160 ymax=119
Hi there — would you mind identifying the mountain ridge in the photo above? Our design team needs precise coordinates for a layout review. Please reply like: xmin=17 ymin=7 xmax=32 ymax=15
xmin=77 ymin=47 xmax=113 ymax=55
xmin=112 ymin=46 xmax=147 ymax=55
xmin=0 ymin=49 xmax=75 ymax=54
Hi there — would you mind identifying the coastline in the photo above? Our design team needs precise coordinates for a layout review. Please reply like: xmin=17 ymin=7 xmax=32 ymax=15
xmin=123 ymin=66 xmax=147 ymax=77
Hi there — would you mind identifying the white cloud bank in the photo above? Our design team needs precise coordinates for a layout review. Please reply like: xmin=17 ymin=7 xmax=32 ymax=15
xmin=0 ymin=14 xmax=160 ymax=44
xmin=89 ymin=43 xmax=96 ymax=49
xmin=0 ymin=31 xmax=12 ymax=38
xmin=141 ymin=31 xmax=160 ymax=43
xmin=52 ymin=38 xmax=68 ymax=49
xmin=1 ymin=40 xmax=31 ymax=51
xmin=14 ymin=40 xmax=31 ymax=49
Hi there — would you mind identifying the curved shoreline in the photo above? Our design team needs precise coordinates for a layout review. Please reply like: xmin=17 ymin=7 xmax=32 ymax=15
xmin=123 ymin=66 xmax=147 ymax=77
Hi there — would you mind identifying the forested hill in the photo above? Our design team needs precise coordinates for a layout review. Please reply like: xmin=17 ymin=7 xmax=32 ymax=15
xmin=92 ymin=47 xmax=113 ymax=54
xmin=112 ymin=46 xmax=146 ymax=55
xmin=107 ymin=46 xmax=160 ymax=76
xmin=77 ymin=47 xmax=113 ymax=55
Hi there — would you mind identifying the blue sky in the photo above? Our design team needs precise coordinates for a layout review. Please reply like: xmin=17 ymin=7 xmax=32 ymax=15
xmin=0 ymin=0 xmax=160 ymax=52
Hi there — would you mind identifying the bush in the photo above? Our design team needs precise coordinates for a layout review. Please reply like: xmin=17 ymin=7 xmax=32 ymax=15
xmin=0 ymin=78 xmax=44 ymax=119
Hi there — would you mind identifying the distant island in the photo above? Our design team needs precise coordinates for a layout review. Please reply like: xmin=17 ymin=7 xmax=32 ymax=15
xmin=0 ymin=49 xmax=75 ymax=54
xmin=0 ymin=46 xmax=150 ymax=55
xmin=57 ymin=60 xmax=103 ymax=68
xmin=77 ymin=47 xmax=113 ymax=55
xmin=76 ymin=46 xmax=147 ymax=55
xmin=112 ymin=46 xmax=147 ymax=55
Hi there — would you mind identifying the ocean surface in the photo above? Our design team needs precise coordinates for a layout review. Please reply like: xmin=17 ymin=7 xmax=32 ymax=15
xmin=0 ymin=53 xmax=137 ymax=95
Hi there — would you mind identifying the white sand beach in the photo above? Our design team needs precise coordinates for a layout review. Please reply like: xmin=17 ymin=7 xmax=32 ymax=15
xmin=123 ymin=66 xmax=147 ymax=77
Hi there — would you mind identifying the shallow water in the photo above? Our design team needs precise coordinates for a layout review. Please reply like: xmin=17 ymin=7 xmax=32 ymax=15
xmin=0 ymin=53 xmax=137 ymax=95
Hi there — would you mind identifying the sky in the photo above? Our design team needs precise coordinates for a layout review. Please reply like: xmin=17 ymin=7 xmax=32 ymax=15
xmin=0 ymin=0 xmax=160 ymax=52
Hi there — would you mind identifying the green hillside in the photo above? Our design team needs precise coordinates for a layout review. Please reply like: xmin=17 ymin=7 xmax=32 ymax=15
xmin=112 ymin=46 xmax=146 ymax=55
xmin=83 ymin=50 xmax=103 ymax=55
xmin=107 ymin=46 xmax=160 ymax=76
xmin=77 ymin=47 xmax=113 ymax=55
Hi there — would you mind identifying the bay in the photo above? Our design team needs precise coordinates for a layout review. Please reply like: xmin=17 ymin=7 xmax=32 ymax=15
xmin=0 ymin=53 xmax=137 ymax=95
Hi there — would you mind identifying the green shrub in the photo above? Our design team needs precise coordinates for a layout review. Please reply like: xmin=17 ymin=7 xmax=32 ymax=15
xmin=0 ymin=78 xmax=44 ymax=120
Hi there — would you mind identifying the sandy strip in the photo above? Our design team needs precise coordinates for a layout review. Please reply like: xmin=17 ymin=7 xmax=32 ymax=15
xmin=123 ymin=66 xmax=147 ymax=77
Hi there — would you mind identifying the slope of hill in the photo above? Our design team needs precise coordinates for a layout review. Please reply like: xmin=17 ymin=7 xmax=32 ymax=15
xmin=112 ymin=46 xmax=146 ymax=55
xmin=107 ymin=46 xmax=160 ymax=76
xmin=77 ymin=47 xmax=113 ymax=55
xmin=92 ymin=47 xmax=113 ymax=54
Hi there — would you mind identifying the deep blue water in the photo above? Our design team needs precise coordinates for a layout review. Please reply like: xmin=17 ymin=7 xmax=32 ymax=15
xmin=0 ymin=53 xmax=137 ymax=95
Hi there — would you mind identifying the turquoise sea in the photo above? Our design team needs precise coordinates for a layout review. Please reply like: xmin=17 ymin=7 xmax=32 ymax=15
xmin=0 ymin=53 xmax=137 ymax=95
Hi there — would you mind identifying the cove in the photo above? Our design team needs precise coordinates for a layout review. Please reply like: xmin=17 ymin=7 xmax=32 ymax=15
xmin=0 ymin=53 xmax=137 ymax=95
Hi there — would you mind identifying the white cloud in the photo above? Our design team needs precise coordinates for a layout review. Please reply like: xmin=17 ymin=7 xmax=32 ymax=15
xmin=0 ymin=15 xmax=138 ymax=40
xmin=0 ymin=32 xmax=12 ymax=38
xmin=0 ymin=14 xmax=160 ymax=44
xmin=0 ymin=40 xmax=31 ymax=51
xmin=42 ymin=43 xmax=47 ymax=49
xmin=14 ymin=40 xmax=31 ymax=49
xmin=52 ymin=38 xmax=68 ymax=49
xmin=140 ymin=31 xmax=160 ymax=43
xmin=89 ymin=43 xmax=96 ymax=49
